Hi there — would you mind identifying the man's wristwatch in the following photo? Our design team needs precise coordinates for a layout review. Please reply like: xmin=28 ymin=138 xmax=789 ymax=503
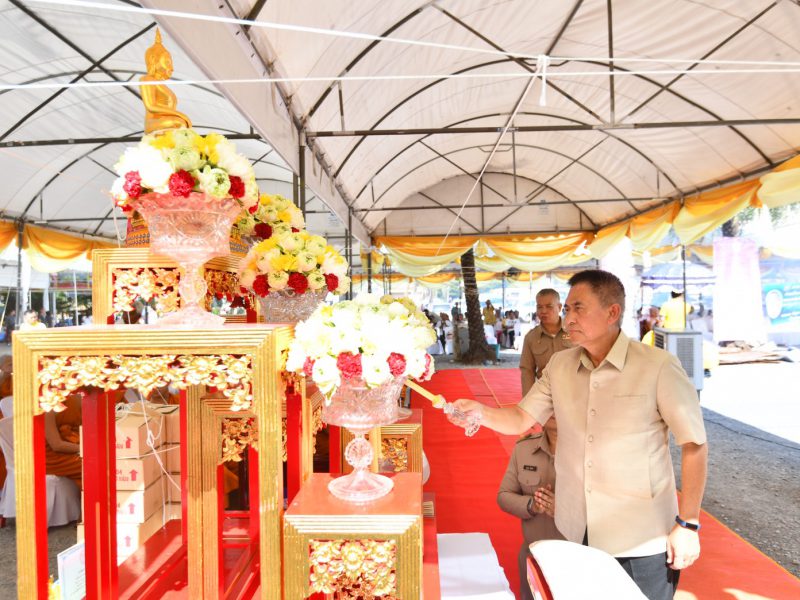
xmin=675 ymin=516 xmax=701 ymax=531
xmin=526 ymin=497 xmax=536 ymax=516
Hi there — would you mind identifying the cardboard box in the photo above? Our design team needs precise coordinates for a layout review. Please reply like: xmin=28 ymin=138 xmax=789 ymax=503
xmin=116 ymin=479 xmax=165 ymax=524
xmin=164 ymin=477 xmax=182 ymax=504
xmin=162 ymin=443 xmax=181 ymax=474
xmin=116 ymin=452 xmax=162 ymax=490
xmin=115 ymin=409 xmax=163 ymax=458
xmin=152 ymin=404 xmax=181 ymax=444
xmin=79 ymin=515 xmax=166 ymax=564
xmin=116 ymin=510 xmax=166 ymax=554
xmin=166 ymin=502 xmax=181 ymax=521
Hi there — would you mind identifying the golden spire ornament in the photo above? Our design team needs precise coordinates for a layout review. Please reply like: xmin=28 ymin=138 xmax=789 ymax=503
xmin=140 ymin=28 xmax=192 ymax=133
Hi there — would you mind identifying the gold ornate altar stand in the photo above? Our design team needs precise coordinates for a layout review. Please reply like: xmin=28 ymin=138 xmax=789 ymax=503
xmin=12 ymin=324 xmax=289 ymax=600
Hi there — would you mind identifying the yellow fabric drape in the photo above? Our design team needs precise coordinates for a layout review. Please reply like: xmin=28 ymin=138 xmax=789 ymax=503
xmin=474 ymin=255 xmax=511 ymax=273
xmin=23 ymin=225 xmax=114 ymax=273
xmin=514 ymin=272 xmax=545 ymax=282
xmin=629 ymin=202 xmax=680 ymax=251
xmin=474 ymin=272 xmax=497 ymax=282
xmin=0 ymin=222 xmax=17 ymax=255
xmin=416 ymin=273 xmax=456 ymax=285
xmin=673 ymin=181 xmax=760 ymax=245
xmin=588 ymin=221 xmax=628 ymax=259
xmin=376 ymin=236 xmax=479 ymax=277
xmin=359 ymin=250 xmax=386 ymax=267
xmin=485 ymin=233 xmax=594 ymax=272
xmin=757 ymin=155 xmax=800 ymax=209
xmin=688 ymin=245 xmax=714 ymax=265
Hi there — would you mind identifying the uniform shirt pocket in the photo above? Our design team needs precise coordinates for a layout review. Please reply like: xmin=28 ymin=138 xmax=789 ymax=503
xmin=519 ymin=470 xmax=542 ymax=495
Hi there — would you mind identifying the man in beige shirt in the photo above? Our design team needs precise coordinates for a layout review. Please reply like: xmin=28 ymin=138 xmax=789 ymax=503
xmin=519 ymin=289 xmax=571 ymax=396
xmin=452 ymin=270 xmax=708 ymax=600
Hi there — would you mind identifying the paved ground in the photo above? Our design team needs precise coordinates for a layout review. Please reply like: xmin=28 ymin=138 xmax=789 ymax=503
xmin=0 ymin=350 xmax=797 ymax=594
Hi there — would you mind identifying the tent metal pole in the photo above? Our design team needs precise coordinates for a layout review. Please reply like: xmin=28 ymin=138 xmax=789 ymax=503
xmin=307 ymin=118 xmax=800 ymax=138
xmin=367 ymin=252 xmax=372 ymax=293
xmin=682 ymin=245 xmax=688 ymax=329
xmin=15 ymin=221 xmax=23 ymax=319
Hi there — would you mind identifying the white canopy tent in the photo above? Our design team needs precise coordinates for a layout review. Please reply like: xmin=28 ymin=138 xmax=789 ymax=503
xmin=1 ymin=0 xmax=800 ymax=249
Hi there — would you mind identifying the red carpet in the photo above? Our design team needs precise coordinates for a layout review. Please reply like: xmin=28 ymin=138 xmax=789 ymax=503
xmin=416 ymin=370 xmax=523 ymax=596
xmin=416 ymin=368 xmax=800 ymax=600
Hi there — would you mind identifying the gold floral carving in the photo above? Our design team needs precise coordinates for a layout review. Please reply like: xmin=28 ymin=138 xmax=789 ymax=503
xmin=380 ymin=437 xmax=409 ymax=473
xmin=112 ymin=267 xmax=179 ymax=314
xmin=38 ymin=354 xmax=253 ymax=412
xmin=205 ymin=269 xmax=252 ymax=310
xmin=220 ymin=417 xmax=258 ymax=464
xmin=308 ymin=539 xmax=397 ymax=598
xmin=312 ymin=406 xmax=324 ymax=455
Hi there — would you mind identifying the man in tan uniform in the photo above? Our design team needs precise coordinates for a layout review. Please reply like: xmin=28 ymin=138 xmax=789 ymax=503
xmin=452 ymin=270 xmax=708 ymax=600
xmin=497 ymin=417 xmax=563 ymax=600
xmin=519 ymin=289 xmax=571 ymax=396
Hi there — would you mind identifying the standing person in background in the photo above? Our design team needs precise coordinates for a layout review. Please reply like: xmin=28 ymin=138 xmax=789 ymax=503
xmin=451 ymin=270 xmax=708 ymax=600
xmin=483 ymin=300 xmax=497 ymax=326
xmin=498 ymin=417 xmax=563 ymax=600
xmin=19 ymin=309 xmax=46 ymax=331
xmin=519 ymin=289 xmax=571 ymax=396
xmin=660 ymin=290 xmax=689 ymax=329
xmin=3 ymin=309 xmax=15 ymax=344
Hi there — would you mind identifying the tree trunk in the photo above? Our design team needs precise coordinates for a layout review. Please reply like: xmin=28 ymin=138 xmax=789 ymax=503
xmin=721 ymin=217 xmax=740 ymax=237
xmin=459 ymin=248 xmax=495 ymax=364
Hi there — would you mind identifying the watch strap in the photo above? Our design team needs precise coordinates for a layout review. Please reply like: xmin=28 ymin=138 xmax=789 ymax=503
xmin=675 ymin=516 xmax=701 ymax=531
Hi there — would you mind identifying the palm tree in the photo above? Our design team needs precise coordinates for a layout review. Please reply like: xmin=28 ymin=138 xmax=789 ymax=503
xmin=459 ymin=248 xmax=495 ymax=364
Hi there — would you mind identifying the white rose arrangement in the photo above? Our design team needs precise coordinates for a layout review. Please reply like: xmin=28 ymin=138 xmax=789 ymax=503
xmin=286 ymin=294 xmax=437 ymax=399
xmin=111 ymin=128 xmax=258 ymax=213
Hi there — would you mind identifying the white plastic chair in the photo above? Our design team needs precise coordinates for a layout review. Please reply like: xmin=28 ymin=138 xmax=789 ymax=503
xmin=0 ymin=416 xmax=82 ymax=527
xmin=0 ymin=395 xmax=12 ymax=418
xmin=528 ymin=539 xmax=648 ymax=600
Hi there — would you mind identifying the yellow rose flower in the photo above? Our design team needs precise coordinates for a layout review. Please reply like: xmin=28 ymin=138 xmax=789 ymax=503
xmin=149 ymin=130 xmax=175 ymax=150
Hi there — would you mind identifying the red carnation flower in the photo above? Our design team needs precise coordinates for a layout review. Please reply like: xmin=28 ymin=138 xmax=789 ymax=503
xmin=387 ymin=352 xmax=407 ymax=377
xmin=252 ymin=274 xmax=270 ymax=297
xmin=215 ymin=292 xmax=224 ymax=300
xmin=230 ymin=295 xmax=245 ymax=308
xmin=123 ymin=171 xmax=142 ymax=198
xmin=248 ymin=204 xmax=258 ymax=214
xmin=228 ymin=175 xmax=245 ymax=199
xmin=291 ymin=227 xmax=300 ymax=233
xmin=254 ymin=223 xmax=273 ymax=239
xmin=168 ymin=170 xmax=194 ymax=197
xmin=421 ymin=354 xmax=434 ymax=381
xmin=325 ymin=273 xmax=339 ymax=293
xmin=288 ymin=272 xmax=309 ymax=295
xmin=337 ymin=352 xmax=362 ymax=380
xmin=239 ymin=286 xmax=249 ymax=295
xmin=303 ymin=357 xmax=315 ymax=378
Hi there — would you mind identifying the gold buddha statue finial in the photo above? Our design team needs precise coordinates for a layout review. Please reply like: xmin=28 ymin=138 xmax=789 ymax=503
xmin=140 ymin=28 xmax=192 ymax=133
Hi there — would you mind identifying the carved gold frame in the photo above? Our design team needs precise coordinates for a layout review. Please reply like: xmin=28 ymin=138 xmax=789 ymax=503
xmin=283 ymin=473 xmax=423 ymax=599
xmin=91 ymin=248 xmax=244 ymax=324
xmin=341 ymin=421 xmax=423 ymax=474
xmin=13 ymin=324 xmax=290 ymax=600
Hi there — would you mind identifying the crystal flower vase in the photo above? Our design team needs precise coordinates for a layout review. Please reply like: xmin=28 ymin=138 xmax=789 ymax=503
xmin=258 ymin=289 xmax=326 ymax=324
xmin=322 ymin=377 xmax=405 ymax=502
xmin=137 ymin=192 xmax=242 ymax=327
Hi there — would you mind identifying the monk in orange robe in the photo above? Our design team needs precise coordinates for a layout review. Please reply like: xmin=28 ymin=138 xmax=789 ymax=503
xmin=44 ymin=395 xmax=82 ymax=488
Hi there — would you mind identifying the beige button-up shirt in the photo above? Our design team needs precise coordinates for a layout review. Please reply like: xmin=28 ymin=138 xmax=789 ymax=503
xmin=519 ymin=320 xmax=571 ymax=396
xmin=518 ymin=332 xmax=706 ymax=557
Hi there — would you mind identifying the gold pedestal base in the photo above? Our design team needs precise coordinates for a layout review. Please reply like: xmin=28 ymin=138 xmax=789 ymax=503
xmin=284 ymin=473 xmax=423 ymax=599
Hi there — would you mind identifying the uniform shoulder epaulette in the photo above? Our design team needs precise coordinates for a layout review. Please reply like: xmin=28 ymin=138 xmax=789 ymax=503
xmin=517 ymin=432 xmax=544 ymax=443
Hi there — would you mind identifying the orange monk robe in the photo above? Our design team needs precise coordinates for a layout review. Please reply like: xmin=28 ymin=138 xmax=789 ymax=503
xmin=45 ymin=395 xmax=83 ymax=487
xmin=0 ymin=373 xmax=12 ymax=491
